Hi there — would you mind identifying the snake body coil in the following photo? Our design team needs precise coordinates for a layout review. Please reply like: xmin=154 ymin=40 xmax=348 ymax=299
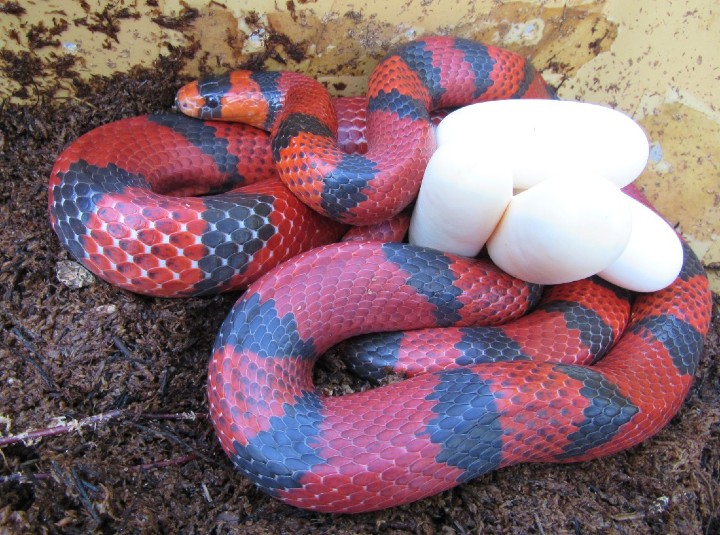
xmin=48 ymin=37 xmax=712 ymax=513
xmin=209 ymin=238 xmax=710 ymax=513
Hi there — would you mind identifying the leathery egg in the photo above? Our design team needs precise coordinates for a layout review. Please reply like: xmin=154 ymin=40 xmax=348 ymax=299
xmin=486 ymin=174 xmax=632 ymax=285
xmin=598 ymin=196 xmax=683 ymax=292
xmin=436 ymin=100 xmax=649 ymax=190
xmin=408 ymin=143 xmax=513 ymax=256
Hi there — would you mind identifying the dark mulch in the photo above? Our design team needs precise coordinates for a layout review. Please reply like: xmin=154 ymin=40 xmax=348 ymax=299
xmin=0 ymin=54 xmax=718 ymax=535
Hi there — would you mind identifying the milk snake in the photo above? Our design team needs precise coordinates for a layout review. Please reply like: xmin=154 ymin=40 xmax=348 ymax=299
xmin=48 ymin=36 xmax=712 ymax=513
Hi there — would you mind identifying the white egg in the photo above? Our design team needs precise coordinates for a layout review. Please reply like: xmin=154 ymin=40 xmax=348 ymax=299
xmin=598 ymin=196 xmax=683 ymax=292
xmin=409 ymin=143 xmax=513 ymax=256
xmin=486 ymin=174 xmax=632 ymax=284
xmin=436 ymin=100 xmax=649 ymax=190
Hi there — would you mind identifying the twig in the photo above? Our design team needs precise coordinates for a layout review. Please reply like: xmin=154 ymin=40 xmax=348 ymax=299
xmin=112 ymin=336 xmax=134 ymax=359
xmin=0 ymin=409 xmax=126 ymax=447
xmin=71 ymin=466 xmax=101 ymax=523
xmin=67 ymin=93 xmax=100 ymax=111
xmin=201 ymin=482 xmax=213 ymax=503
xmin=0 ymin=410 xmax=209 ymax=448
xmin=50 ymin=461 xmax=101 ymax=524
xmin=129 ymin=422 xmax=217 ymax=466
xmin=139 ymin=412 xmax=208 ymax=421
xmin=0 ymin=472 xmax=51 ymax=484
xmin=5 ymin=327 xmax=56 ymax=389
xmin=131 ymin=453 xmax=200 ymax=472
xmin=533 ymin=512 xmax=546 ymax=535
xmin=112 ymin=336 xmax=148 ymax=368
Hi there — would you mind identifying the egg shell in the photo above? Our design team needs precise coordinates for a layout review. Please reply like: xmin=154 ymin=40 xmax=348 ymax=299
xmin=598 ymin=195 xmax=683 ymax=292
xmin=436 ymin=100 xmax=649 ymax=190
xmin=409 ymin=143 xmax=513 ymax=256
xmin=486 ymin=174 xmax=632 ymax=284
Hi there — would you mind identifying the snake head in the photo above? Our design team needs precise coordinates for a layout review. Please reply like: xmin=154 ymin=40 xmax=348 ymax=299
xmin=175 ymin=74 xmax=227 ymax=120
xmin=175 ymin=71 xmax=277 ymax=130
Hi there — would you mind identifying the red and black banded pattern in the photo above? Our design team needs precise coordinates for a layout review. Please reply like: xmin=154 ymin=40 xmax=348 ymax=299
xmin=340 ymin=277 xmax=633 ymax=382
xmin=207 ymin=238 xmax=711 ymax=513
xmin=51 ymin=36 xmax=551 ymax=297
xmin=48 ymin=114 xmax=347 ymax=296
xmin=176 ymin=36 xmax=555 ymax=225
xmin=48 ymin=34 xmax=711 ymax=514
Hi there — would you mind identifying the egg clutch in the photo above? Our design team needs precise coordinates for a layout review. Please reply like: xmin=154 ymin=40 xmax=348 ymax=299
xmin=409 ymin=100 xmax=681 ymax=293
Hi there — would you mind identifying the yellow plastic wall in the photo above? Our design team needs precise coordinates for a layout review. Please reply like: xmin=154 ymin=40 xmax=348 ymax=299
xmin=2 ymin=0 xmax=717 ymax=290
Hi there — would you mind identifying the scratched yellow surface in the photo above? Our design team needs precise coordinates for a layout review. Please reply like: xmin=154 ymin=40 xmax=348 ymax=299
xmin=1 ymin=0 xmax=717 ymax=290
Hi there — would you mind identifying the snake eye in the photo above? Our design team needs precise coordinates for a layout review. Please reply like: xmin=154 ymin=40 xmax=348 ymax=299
xmin=205 ymin=95 xmax=220 ymax=109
